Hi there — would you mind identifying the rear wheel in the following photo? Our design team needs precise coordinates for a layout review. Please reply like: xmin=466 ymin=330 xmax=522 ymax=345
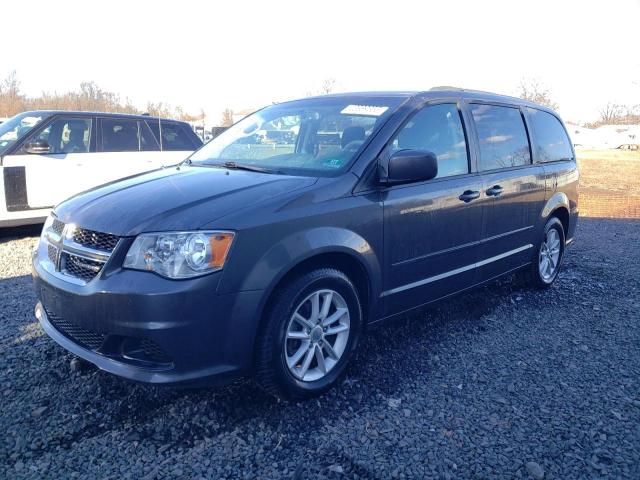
xmin=255 ymin=268 xmax=362 ymax=400
xmin=522 ymin=216 xmax=565 ymax=288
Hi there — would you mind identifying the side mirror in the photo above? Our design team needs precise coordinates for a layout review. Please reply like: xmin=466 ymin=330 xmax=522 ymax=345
xmin=24 ymin=139 xmax=51 ymax=154
xmin=383 ymin=149 xmax=438 ymax=185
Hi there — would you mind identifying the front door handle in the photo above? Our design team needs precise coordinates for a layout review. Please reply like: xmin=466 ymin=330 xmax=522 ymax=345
xmin=458 ymin=190 xmax=480 ymax=203
xmin=486 ymin=185 xmax=503 ymax=196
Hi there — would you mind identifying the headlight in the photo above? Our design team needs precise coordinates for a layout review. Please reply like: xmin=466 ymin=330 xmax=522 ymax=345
xmin=123 ymin=231 xmax=235 ymax=279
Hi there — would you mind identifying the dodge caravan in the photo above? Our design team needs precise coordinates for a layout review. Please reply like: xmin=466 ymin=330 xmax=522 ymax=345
xmin=1 ymin=111 xmax=202 ymax=227
xmin=32 ymin=89 xmax=579 ymax=399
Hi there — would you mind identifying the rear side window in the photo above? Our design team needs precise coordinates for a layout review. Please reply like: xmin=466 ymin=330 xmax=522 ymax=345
xmin=150 ymin=121 xmax=198 ymax=151
xmin=101 ymin=119 xmax=138 ymax=152
xmin=471 ymin=104 xmax=531 ymax=170
xmin=390 ymin=104 xmax=469 ymax=178
xmin=100 ymin=119 xmax=159 ymax=152
xmin=526 ymin=108 xmax=573 ymax=162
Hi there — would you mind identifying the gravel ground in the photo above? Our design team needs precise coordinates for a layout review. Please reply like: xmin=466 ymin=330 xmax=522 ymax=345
xmin=1 ymin=219 xmax=639 ymax=479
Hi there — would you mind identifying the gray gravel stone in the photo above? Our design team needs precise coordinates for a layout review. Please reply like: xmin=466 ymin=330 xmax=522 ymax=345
xmin=1 ymin=220 xmax=639 ymax=479
xmin=526 ymin=461 xmax=545 ymax=479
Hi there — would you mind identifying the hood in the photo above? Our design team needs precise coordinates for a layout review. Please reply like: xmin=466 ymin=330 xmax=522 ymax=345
xmin=55 ymin=165 xmax=317 ymax=236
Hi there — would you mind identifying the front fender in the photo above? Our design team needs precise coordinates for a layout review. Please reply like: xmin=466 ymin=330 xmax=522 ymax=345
xmin=236 ymin=226 xmax=382 ymax=300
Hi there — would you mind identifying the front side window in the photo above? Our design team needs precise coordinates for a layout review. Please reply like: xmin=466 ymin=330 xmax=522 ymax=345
xmin=0 ymin=112 xmax=51 ymax=155
xmin=390 ymin=103 xmax=469 ymax=178
xmin=31 ymin=117 xmax=92 ymax=154
xmin=189 ymin=96 xmax=403 ymax=176
xmin=526 ymin=108 xmax=573 ymax=162
xmin=471 ymin=104 xmax=531 ymax=170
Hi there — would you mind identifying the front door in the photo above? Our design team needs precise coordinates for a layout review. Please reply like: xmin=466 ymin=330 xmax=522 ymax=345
xmin=468 ymin=103 xmax=547 ymax=280
xmin=2 ymin=116 xmax=94 ymax=208
xmin=382 ymin=102 xmax=486 ymax=315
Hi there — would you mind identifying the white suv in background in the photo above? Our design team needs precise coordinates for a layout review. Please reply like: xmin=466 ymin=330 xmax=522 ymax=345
xmin=0 ymin=111 xmax=203 ymax=227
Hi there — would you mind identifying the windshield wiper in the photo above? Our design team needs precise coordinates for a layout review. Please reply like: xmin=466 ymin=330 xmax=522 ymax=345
xmin=220 ymin=161 xmax=283 ymax=174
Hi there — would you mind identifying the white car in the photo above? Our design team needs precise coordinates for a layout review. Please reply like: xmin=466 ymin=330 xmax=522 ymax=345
xmin=0 ymin=111 xmax=203 ymax=227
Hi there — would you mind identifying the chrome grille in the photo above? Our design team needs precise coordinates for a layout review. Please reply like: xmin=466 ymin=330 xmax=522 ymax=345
xmin=40 ymin=218 xmax=120 ymax=284
xmin=45 ymin=307 xmax=106 ymax=350
xmin=51 ymin=218 xmax=65 ymax=236
xmin=61 ymin=253 xmax=104 ymax=282
xmin=47 ymin=244 xmax=59 ymax=264
xmin=72 ymin=228 xmax=119 ymax=252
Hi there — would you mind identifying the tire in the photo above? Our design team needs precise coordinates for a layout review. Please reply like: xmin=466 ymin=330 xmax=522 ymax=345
xmin=522 ymin=216 xmax=565 ymax=289
xmin=255 ymin=268 xmax=362 ymax=400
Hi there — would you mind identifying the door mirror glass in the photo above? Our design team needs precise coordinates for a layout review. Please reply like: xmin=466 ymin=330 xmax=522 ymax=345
xmin=384 ymin=149 xmax=438 ymax=185
xmin=23 ymin=139 xmax=51 ymax=154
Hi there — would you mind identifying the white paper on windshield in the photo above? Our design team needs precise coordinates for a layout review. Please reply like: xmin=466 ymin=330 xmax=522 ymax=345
xmin=340 ymin=105 xmax=389 ymax=116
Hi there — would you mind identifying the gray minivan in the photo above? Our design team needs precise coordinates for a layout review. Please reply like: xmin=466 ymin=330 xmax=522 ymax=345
xmin=32 ymin=88 xmax=579 ymax=399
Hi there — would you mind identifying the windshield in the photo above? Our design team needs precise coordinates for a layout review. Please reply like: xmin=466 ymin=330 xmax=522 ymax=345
xmin=188 ymin=96 xmax=404 ymax=176
xmin=0 ymin=112 xmax=51 ymax=155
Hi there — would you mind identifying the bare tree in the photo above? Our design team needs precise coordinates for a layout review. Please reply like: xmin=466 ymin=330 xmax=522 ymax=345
xmin=220 ymin=109 xmax=234 ymax=127
xmin=146 ymin=102 xmax=172 ymax=117
xmin=0 ymin=70 xmax=24 ymax=116
xmin=517 ymin=78 xmax=559 ymax=110
xmin=0 ymin=71 xmax=199 ymax=119
xmin=598 ymin=102 xmax=624 ymax=125
xmin=305 ymin=78 xmax=338 ymax=97
xmin=320 ymin=78 xmax=336 ymax=95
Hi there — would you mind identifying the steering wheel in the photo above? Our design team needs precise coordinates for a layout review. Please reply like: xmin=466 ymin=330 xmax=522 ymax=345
xmin=342 ymin=140 xmax=364 ymax=152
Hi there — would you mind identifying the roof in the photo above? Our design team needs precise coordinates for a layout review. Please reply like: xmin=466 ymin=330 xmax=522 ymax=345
xmin=17 ymin=110 xmax=186 ymax=122
xmin=298 ymin=88 xmax=556 ymax=113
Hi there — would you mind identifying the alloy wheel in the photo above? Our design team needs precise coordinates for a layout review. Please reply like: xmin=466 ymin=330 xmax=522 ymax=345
xmin=538 ymin=228 xmax=561 ymax=281
xmin=284 ymin=289 xmax=350 ymax=382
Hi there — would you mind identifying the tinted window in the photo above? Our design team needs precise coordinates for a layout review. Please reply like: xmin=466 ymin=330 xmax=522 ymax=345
xmin=471 ymin=105 xmax=531 ymax=170
xmin=390 ymin=104 xmax=468 ymax=178
xmin=526 ymin=108 xmax=573 ymax=162
xmin=32 ymin=117 xmax=92 ymax=154
xmin=101 ymin=118 xmax=142 ymax=152
xmin=159 ymin=122 xmax=196 ymax=151
xmin=139 ymin=122 xmax=160 ymax=151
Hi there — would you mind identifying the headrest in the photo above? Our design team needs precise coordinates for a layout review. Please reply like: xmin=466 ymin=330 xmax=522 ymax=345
xmin=68 ymin=120 xmax=86 ymax=131
xmin=341 ymin=126 xmax=366 ymax=148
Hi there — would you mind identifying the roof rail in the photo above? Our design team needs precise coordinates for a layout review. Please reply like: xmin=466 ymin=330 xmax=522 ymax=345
xmin=429 ymin=86 xmax=496 ymax=95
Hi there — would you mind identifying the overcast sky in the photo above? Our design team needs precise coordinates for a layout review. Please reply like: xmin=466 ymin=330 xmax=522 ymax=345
xmin=3 ymin=0 xmax=639 ymax=124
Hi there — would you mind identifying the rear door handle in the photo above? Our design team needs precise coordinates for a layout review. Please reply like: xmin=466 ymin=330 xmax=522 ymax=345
xmin=486 ymin=185 xmax=503 ymax=197
xmin=458 ymin=190 xmax=480 ymax=203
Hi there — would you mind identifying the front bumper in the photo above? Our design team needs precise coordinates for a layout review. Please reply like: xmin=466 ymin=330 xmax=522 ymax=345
xmin=32 ymin=246 xmax=264 ymax=385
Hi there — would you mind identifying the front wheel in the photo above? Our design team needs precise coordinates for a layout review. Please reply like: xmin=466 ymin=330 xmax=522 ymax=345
xmin=522 ymin=216 xmax=565 ymax=288
xmin=255 ymin=268 xmax=362 ymax=400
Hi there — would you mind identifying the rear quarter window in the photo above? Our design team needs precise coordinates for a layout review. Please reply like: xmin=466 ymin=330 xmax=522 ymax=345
xmin=151 ymin=121 xmax=200 ymax=151
xmin=526 ymin=108 xmax=574 ymax=162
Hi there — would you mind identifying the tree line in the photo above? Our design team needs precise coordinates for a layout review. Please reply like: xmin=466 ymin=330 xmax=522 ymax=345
xmin=2 ymin=70 xmax=637 ymax=128
xmin=0 ymin=71 xmax=203 ymax=122
xmin=517 ymin=78 xmax=639 ymax=127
